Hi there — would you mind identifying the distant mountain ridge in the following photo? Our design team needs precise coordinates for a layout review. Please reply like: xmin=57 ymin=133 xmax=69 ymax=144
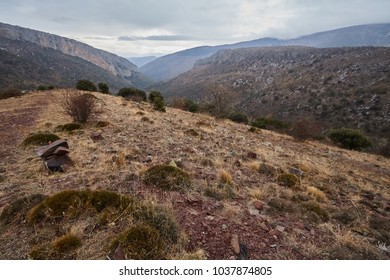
xmin=140 ymin=23 xmax=390 ymax=81
xmin=128 ymin=56 xmax=158 ymax=67
xmin=0 ymin=38 xmax=143 ymax=91
xmin=0 ymin=22 xmax=151 ymax=89
xmin=156 ymin=46 xmax=390 ymax=142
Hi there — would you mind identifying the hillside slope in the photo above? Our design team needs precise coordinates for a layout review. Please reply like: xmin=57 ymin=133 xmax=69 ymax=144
xmin=0 ymin=22 xmax=151 ymax=89
xmin=0 ymin=90 xmax=389 ymax=260
xmin=0 ymin=38 xmax=143 ymax=91
xmin=141 ymin=23 xmax=390 ymax=81
xmin=157 ymin=46 xmax=390 ymax=143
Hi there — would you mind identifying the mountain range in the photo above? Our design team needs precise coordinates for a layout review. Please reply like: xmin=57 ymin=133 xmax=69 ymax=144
xmin=140 ymin=23 xmax=390 ymax=81
xmin=0 ymin=22 xmax=150 ymax=91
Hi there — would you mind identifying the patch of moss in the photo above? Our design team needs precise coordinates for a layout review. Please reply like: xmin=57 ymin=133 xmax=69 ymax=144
xmin=21 ymin=133 xmax=60 ymax=146
xmin=52 ymin=234 xmax=82 ymax=253
xmin=112 ymin=223 xmax=167 ymax=259
xmin=277 ymin=173 xmax=300 ymax=189
xmin=0 ymin=194 xmax=46 ymax=226
xmin=301 ymin=201 xmax=330 ymax=222
xmin=28 ymin=190 xmax=134 ymax=223
xmin=333 ymin=209 xmax=358 ymax=225
xmin=143 ymin=165 xmax=191 ymax=191
xmin=134 ymin=205 xmax=180 ymax=243
xmin=259 ymin=163 xmax=277 ymax=177
xmin=204 ymin=184 xmax=235 ymax=201
xmin=55 ymin=123 xmax=82 ymax=132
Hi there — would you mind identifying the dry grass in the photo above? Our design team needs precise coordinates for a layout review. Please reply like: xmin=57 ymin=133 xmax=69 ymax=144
xmin=0 ymin=89 xmax=389 ymax=260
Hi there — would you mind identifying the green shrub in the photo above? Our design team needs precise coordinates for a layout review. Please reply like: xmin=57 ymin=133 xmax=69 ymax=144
xmin=143 ymin=165 xmax=191 ymax=191
xmin=328 ymin=128 xmax=371 ymax=151
xmin=21 ymin=133 xmax=60 ymax=146
xmin=148 ymin=91 xmax=163 ymax=103
xmin=184 ymin=99 xmax=199 ymax=113
xmin=251 ymin=117 xmax=289 ymax=130
xmin=98 ymin=83 xmax=109 ymax=94
xmin=118 ymin=87 xmax=146 ymax=102
xmin=228 ymin=112 xmax=248 ymax=124
xmin=152 ymin=96 xmax=166 ymax=112
xmin=76 ymin=80 xmax=97 ymax=92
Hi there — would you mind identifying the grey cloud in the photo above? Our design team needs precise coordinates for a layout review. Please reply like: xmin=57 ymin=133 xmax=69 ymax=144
xmin=118 ymin=35 xmax=195 ymax=41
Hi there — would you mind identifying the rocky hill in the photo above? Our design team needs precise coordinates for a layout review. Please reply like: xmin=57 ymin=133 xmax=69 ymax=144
xmin=157 ymin=46 xmax=390 ymax=145
xmin=0 ymin=38 xmax=146 ymax=91
xmin=0 ymin=22 xmax=150 ymax=89
xmin=0 ymin=90 xmax=389 ymax=260
xmin=141 ymin=23 xmax=390 ymax=81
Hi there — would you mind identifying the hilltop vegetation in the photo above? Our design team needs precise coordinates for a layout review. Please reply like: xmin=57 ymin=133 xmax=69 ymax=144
xmin=0 ymin=89 xmax=389 ymax=260
xmin=156 ymin=46 xmax=390 ymax=152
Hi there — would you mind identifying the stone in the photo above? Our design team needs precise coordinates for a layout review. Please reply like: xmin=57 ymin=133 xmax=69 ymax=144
xmin=53 ymin=146 xmax=70 ymax=156
xmin=35 ymin=139 xmax=69 ymax=159
xmin=168 ymin=160 xmax=177 ymax=168
xmin=289 ymin=167 xmax=304 ymax=178
xmin=231 ymin=234 xmax=240 ymax=255
xmin=44 ymin=155 xmax=71 ymax=172
xmin=253 ymin=200 xmax=264 ymax=211
xmin=236 ymin=244 xmax=249 ymax=260
xmin=247 ymin=152 xmax=257 ymax=159
xmin=90 ymin=131 xmax=103 ymax=141
xmin=222 ymin=224 xmax=228 ymax=230
xmin=112 ymin=245 xmax=126 ymax=260
xmin=275 ymin=225 xmax=285 ymax=233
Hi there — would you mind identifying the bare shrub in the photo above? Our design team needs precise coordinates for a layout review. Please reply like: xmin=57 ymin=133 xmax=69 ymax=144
xmin=290 ymin=118 xmax=323 ymax=141
xmin=59 ymin=91 xmax=97 ymax=123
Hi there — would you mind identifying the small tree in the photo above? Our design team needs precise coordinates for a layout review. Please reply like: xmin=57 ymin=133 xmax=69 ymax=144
xmin=148 ymin=91 xmax=163 ymax=103
xmin=118 ymin=87 xmax=146 ymax=102
xmin=184 ymin=99 xmax=199 ymax=113
xmin=59 ymin=91 xmax=96 ymax=123
xmin=76 ymin=80 xmax=97 ymax=92
xmin=98 ymin=83 xmax=109 ymax=94
xmin=228 ymin=112 xmax=248 ymax=124
xmin=328 ymin=128 xmax=371 ymax=151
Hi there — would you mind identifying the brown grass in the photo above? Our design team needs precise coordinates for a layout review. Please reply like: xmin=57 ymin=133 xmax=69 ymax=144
xmin=0 ymin=89 xmax=389 ymax=260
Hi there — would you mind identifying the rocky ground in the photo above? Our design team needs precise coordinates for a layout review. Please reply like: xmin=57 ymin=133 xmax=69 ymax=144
xmin=0 ymin=89 xmax=389 ymax=259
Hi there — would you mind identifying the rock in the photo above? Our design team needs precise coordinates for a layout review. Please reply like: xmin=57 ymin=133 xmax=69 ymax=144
xmin=289 ymin=167 xmax=304 ymax=178
xmin=275 ymin=225 xmax=285 ymax=233
xmin=269 ymin=229 xmax=279 ymax=237
xmin=168 ymin=160 xmax=177 ymax=168
xmin=53 ymin=146 xmax=70 ymax=156
xmin=253 ymin=200 xmax=264 ymax=211
xmin=231 ymin=234 xmax=240 ymax=255
xmin=247 ymin=152 xmax=257 ymax=159
xmin=205 ymin=215 xmax=214 ymax=221
xmin=222 ymin=224 xmax=228 ymax=230
xmin=236 ymin=244 xmax=249 ymax=260
xmin=44 ymin=155 xmax=71 ymax=172
xmin=90 ymin=131 xmax=103 ymax=141
xmin=35 ymin=139 xmax=69 ymax=159
xmin=112 ymin=245 xmax=126 ymax=260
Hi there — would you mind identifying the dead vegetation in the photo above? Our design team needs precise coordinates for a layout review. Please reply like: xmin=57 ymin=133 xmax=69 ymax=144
xmin=0 ymin=89 xmax=389 ymax=260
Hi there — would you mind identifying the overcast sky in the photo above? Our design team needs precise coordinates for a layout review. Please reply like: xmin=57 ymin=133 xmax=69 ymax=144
xmin=1 ymin=0 xmax=389 ymax=57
